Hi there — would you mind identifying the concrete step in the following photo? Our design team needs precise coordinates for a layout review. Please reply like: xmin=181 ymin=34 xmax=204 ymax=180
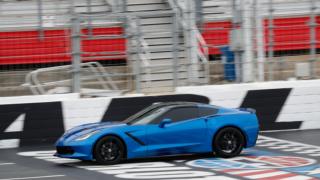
xmin=140 ymin=17 xmax=173 ymax=25
xmin=0 ymin=0 xmax=111 ymax=29
xmin=129 ymin=44 xmax=184 ymax=53
xmin=142 ymin=64 xmax=206 ymax=74
xmin=0 ymin=0 xmax=110 ymax=16
xmin=148 ymin=46 xmax=184 ymax=53
xmin=148 ymin=58 xmax=188 ymax=65
xmin=203 ymin=0 xmax=229 ymax=7
xmin=202 ymin=7 xmax=230 ymax=16
xmin=124 ymin=0 xmax=208 ymax=90
xmin=129 ymin=38 xmax=177 ymax=47
xmin=143 ymin=37 xmax=174 ymax=45
xmin=201 ymin=0 xmax=231 ymax=21
xmin=127 ymin=4 xmax=169 ymax=12
xmin=147 ymin=51 xmax=186 ymax=60
xmin=140 ymin=77 xmax=208 ymax=89
xmin=140 ymin=71 xmax=206 ymax=81
xmin=126 ymin=0 xmax=164 ymax=5
xmin=140 ymin=24 xmax=173 ymax=33
xmin=140 ymin=31 xmax=174 ymax=40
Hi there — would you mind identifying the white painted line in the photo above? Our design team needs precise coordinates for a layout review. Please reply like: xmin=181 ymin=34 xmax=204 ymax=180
xmin=227 ymin=169 xmax=265 ymax=175
xmin=309 ymin=153 xmax=320 ymax=157
xmin=245 ymin=171 xmax=288 ymax=179
xmin=18 ymin=151 xmax=55 ymax=157
xmin=296 ymin=149 xmax=320 ymax=154
xmin=0 ymin=163 xmax=15 ymax=166
xmin=0 ymin=175 xmax=65 ymax=180
xmin=98 ymin=167 xmax=191 ymax=174
xmin=281 ymin=175 xmax=314 ymax=180
xmin=282 ymin=147 xmax=309 ymax=152
xmin=259 ymin=135 xmax=320 ymax=150
xmin=0 ymin=139 xmax=19 ymax=149
xmin=268 ymin=144 xmax=296 ymax=149
xmin=260 ymin=129 xmax=301 ymax=133
xmin=33 ymin=157 xmax=79 ymax=164
xmin=257 ymin=142 xmax=285 ymax=147
xmin=34 ymin=156 xmax=60 ymax=160
xmin=35 ymin=156 xmax=79 ymax=162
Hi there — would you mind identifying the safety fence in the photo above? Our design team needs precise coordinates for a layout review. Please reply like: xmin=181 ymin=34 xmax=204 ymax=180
xmin=0 ymin=0 xmax=319 ymax=97
xmin=200 ymin=0 xmax=320 ymax=82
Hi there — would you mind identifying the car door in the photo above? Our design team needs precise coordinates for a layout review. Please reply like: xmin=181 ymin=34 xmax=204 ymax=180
xmin=145 ymin=106 xmax=209 ymax=157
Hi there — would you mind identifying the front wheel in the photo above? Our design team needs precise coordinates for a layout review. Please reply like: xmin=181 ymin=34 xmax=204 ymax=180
xmin=93 ymin=136 xmax=125 ymax=165
xmin=213 ymin=127 xmax=245 ymax=158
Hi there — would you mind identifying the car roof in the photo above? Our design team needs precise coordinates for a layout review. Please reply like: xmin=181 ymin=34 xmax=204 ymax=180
xmin=151 ymin=101 xmax=207 ymax=108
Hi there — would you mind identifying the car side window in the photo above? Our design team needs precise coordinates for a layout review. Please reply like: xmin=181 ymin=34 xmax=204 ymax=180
xmin=153 ymin=107 xmax=199 ymax=124
xmin=199 ymin=107 xmax=218 ymax=117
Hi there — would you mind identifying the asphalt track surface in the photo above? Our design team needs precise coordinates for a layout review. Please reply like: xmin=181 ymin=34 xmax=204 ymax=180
xmin=1 ymin=130 xmax=320 ymax=180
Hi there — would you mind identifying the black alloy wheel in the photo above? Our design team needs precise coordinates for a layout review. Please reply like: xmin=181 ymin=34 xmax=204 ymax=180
xmin=213 ymin=127 xmax=245 ymax=158
xmin=94 ymin=136 xmax=125 ymax=164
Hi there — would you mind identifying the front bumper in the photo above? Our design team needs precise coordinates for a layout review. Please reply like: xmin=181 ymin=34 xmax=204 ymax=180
xmin=54 ymin=137 xmax=94 ymax=160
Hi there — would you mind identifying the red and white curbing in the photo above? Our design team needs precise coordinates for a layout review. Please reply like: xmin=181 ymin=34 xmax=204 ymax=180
xmin=219 ymin=168 xmax=317 ymax=180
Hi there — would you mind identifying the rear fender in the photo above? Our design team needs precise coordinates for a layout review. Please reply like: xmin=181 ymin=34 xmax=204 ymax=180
xmin=206 ymin=113 xmax=259 ymax=149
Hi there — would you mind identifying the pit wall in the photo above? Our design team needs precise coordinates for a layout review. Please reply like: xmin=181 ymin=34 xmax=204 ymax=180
xmin=0 ymin=79 xmax=319 ymax=149
xmin=176 ymin=79 xmax=320 ymax=131
xmin=0 ymin=93 xmax=208 ymax=148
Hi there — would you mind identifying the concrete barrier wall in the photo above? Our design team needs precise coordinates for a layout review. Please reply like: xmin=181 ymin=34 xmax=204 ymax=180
xmin=1 ymin=79 xmax=319 ymax=148
xmin=176 ymin=80 xmax=320 ymax=131
xmin=0 ymin=94 xmax=208 ymax=148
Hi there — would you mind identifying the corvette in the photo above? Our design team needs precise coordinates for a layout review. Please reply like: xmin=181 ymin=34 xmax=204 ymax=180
xmin=55 ymin=102 xmax=259 ymax=164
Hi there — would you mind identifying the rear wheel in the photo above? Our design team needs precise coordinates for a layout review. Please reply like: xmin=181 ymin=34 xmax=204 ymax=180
xmin=213 ymin=127 xmax=245 ymax=158
xmin=93 ymin=136 xmax=125 ymax=165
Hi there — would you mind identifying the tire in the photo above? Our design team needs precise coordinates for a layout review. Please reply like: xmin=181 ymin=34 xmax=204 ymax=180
xmin=213 ymin=127 xmax=245 ymax=158
xmin=93 ymin=136 xmax=125 ymax=165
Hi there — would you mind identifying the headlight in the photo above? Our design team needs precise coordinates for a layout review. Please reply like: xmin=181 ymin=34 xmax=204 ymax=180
xmin=74 ymin=130 xmax=100 ymax=141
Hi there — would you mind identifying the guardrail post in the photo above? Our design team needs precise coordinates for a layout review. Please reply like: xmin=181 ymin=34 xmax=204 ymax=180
xmin=242 ymin=0 xmax=254 ymax=82
xmin=255 ymin=0 xmax=265 ymax=81
xmin=134 ymin=46 xmax=142 ymax=93
xmin=71 ymin=16 xmax=82 ymax=93
xmin=172 ymin=12 xmax=179 ymax=88
xmin=185 ymin=0 xmax=199 ymax=85
xmin=267 ymin=0 xmax=274 ymax=81
xmin=310 ymin=0 xmax=317 ymax=78
xmin=86 ymin=0 xmax=93 ymax=37
xmin=132 ymin=18 xmax=142 ymax=93
xmin=231 ymin=0 xmax=243 ymax=83
xmin=37 ymin=0 xmax=44 ymax=40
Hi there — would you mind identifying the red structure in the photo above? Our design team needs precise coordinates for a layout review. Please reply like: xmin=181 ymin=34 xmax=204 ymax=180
xmin=0 ymin=27 xmax=125 ymax=65
xmin=202 ymin=16 xmax=320 ymax=55
xmin=0 ymin=16 xmax=319 ymax=65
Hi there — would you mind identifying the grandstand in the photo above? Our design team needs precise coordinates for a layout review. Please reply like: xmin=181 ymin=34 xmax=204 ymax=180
xmin=0 ymin=0 xmax=319 ymax=96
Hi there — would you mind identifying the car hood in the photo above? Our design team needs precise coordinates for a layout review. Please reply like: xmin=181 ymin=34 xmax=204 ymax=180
xmin=62 ymin=121 xmax=126 ymax=139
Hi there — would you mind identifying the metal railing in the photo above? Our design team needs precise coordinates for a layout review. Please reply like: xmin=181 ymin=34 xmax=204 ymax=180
xmin=22 ymin=61 xmax=122 ymax=95
xmin=0 ymin=0 xmax=319 ymax=97
xmin=127 ymin=17 xmax=151 ymax=67
xmin=168 ymin=0 xmax=209 ymax=63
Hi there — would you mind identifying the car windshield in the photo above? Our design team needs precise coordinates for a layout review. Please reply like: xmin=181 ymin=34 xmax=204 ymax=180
xmin=124 ymin=105 xmax=168 ymax=125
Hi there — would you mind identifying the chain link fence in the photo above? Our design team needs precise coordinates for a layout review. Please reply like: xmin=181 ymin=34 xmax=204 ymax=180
xmin=0 ymin=0 xmax=131 ymax=96
xmin=201 ymin=0 xmax=320 ymax=84
xmin=0 ymin=0 xmax=319 ymax=97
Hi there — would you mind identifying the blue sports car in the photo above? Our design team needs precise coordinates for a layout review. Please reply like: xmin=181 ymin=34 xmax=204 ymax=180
xmin=55 ymin=102 xmax=259 ymax=164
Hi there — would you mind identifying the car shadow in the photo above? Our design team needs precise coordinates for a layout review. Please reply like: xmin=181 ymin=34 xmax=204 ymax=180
xmin=57 ymin=153 xmax=216 ymax=167
xmin=124 ymin=153 xmax=215 ymax=164
xmin=56 ymin=151 xmax=255 ymax=167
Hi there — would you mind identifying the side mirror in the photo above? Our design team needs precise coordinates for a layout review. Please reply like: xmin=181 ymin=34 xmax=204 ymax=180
xmin=159 ymin=118 xmax=172 ymax=128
